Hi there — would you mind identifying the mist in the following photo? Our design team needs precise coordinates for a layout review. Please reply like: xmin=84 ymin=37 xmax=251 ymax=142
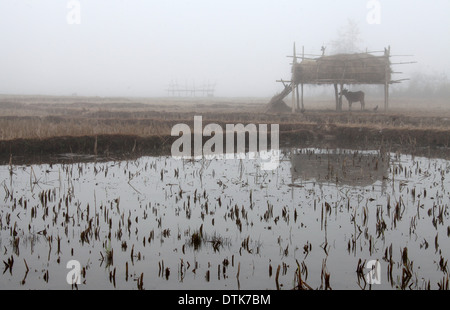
xmin=0 ymin=0 xmax=449 ymax=98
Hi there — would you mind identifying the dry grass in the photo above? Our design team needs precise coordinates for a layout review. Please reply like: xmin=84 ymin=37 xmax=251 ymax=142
xmin=0 ymin=94 xmax=449 ymax=142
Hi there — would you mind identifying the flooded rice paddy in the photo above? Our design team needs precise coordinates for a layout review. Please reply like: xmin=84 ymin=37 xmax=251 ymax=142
xmin=1 ymin=148 xmax=450 ymax=290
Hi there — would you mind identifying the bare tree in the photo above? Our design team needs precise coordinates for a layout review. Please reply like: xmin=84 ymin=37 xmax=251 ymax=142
xmin=392 ymin=71 xmax=450 ymax=99
xmin=330 ymin=19 xmax=363 ymax=54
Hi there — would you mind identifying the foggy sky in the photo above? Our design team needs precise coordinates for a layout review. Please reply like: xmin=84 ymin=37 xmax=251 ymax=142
xmin=0 ymin=0 xmax=449 ymax=97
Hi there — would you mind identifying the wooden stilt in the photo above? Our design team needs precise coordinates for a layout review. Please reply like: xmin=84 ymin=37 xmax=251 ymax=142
xmin=291 ymin=42 xmax=297 ymax=113
xmin=384 ymin=46 xmax=391 ymax=111
xmin=334 ymin=84 xmax=339 ymax=111
xmin=300 ymin=46 xmax=304 ymax=111
xmin=300 ymin=84 xmax=304 ymax=110
xmin=292 ymin=82 xmax=296 ymax=113
xmin=384 ymin=82 xmax=389 ymax=111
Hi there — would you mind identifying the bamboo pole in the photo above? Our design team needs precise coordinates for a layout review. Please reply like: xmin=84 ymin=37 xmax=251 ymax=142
xmin=301 ymin=46 xmax=304 ymax=110
xmin=292 ymin=81 xmax=296 ymax=113
xmin=301 ymin=84 xmax=304 ymax=110
xmin=384 ymin=46 xmax=391 ymax=111
xmin=334 ymin=84 xmax=339 ymax=111
xmin=385 ymin=83 xmax=389 ymax=111
xmin=291 ymin=43 xmax=297 ymax=113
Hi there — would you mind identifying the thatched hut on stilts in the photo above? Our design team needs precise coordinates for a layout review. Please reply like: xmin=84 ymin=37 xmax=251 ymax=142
xmin=267 ymin=44 xmax=411 ymax=113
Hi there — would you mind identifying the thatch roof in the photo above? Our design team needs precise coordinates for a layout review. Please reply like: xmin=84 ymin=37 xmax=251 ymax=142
xmin=293 ymin=53 xmax=391 ymax=85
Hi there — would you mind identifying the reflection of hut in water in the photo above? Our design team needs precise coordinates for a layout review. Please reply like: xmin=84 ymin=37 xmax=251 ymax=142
xmin=290 ymin=150 xmax=389 ymax=187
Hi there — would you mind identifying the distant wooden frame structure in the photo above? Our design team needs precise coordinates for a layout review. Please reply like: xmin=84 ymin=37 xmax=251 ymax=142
xmin=271 ymin=43 xmax=414 ymax=112
xmin=167 ymin=80 xmax=216 ymax=97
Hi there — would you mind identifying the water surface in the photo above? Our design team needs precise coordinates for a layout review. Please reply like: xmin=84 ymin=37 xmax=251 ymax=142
xmin=1 ymin=148 xmax=449 ymax=290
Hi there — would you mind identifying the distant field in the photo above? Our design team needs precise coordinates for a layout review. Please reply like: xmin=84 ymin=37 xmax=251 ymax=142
xmin=0 ymin=95 xmax=449 ymax=163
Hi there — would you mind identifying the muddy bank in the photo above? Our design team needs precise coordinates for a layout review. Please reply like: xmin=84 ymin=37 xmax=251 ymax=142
xmin=1 ymin=123 xmax=449 ymax=165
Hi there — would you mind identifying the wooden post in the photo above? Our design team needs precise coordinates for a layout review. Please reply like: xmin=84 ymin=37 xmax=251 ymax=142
xmin=300 ymin=84 xmax=304 ymax=110
xmin=385 ymin=83 xmax=389 ymax=111
xmin=339 ymin=83 xmax=344 ymax=111
xmin=292 ymin=82 xmax=296 ymax=113
xmin=291 ymin=43 xmax=297 ymax=113
xmin=300 ymin=46 xmax=304 ymax=110
xmin=334 ymin=84 xmax=339 ymax=111
xmin=296 ymin=85 xmax=300 ymax=110
xmin=384 ymin=46 xmax=391 ymax=111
